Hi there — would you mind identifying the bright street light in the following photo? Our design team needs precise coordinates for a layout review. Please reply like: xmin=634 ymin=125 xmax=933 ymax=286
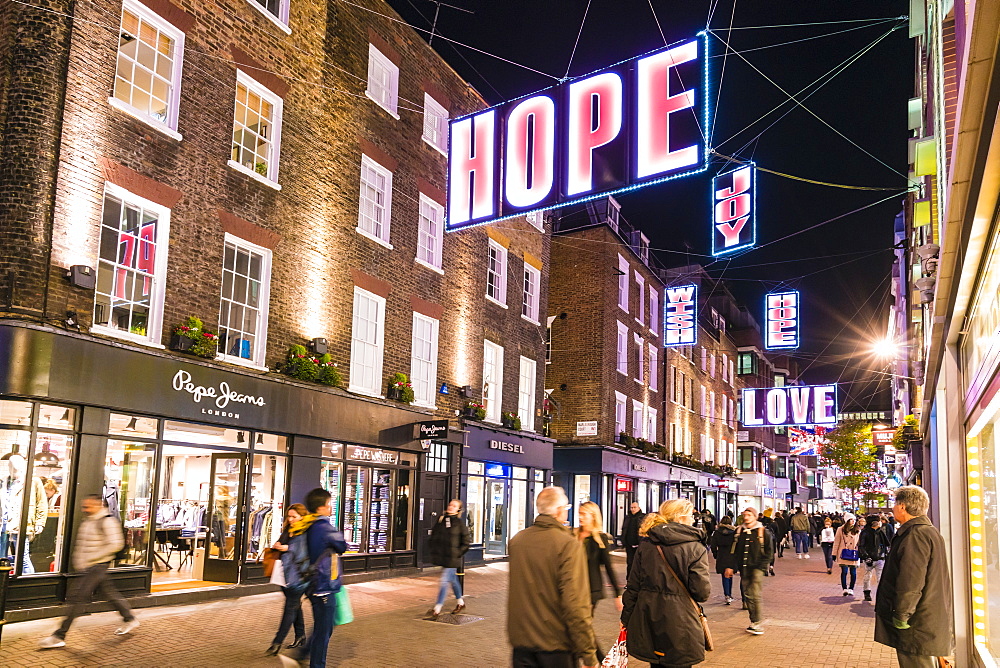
xmin=872 ymin=338 xmax=900 ymax=358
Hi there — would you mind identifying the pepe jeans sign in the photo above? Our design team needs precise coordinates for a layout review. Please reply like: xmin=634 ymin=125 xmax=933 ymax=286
xmin=348 ymin=446 xmax=399 ymax=464
xmin=171 ymin=370 xmax=266 ymax=419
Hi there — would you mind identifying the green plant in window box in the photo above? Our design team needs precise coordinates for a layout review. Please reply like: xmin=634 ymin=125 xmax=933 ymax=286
xmin=170 ymin=316 xmax=219 ymax=358
xmin=255 ymin=162 xmax=268 ymax=176
xmin=387 ymin=372 xmax=414 ymax=403
xmin=464 ymin=402 xmax=486 ymax=420
xmin=501 ymin=412 xmax=521 ymax=430
xmin=281 ymin=345 xmax=342 ymax=387
xmin=130 ymin=323 xmax=147 ymax=337
xmin=618 ymin=432 xmax=637 ymax=449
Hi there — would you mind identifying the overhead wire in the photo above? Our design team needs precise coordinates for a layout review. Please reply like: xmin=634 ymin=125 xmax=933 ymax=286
xmin=727 ymin=16 xmax=909 ymax=30
xmin=712 ymin=152 xmax=908 ymax=191
xmin=708 ymin=0 xmax=737 ymax=147
xmin=711 ymin=17 xmax=900 ymax=58
xmin=563 ymin=0 xmax=593 ymax=79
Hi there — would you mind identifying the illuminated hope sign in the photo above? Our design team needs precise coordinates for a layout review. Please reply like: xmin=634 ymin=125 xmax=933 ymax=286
xmin=712 ymin=163 xmax=755 ymax=256
xmin=765 ymin=291 xmax=800 ymax=350
xmin=447 ymin=34 xmax=708 ymax=230
xmin=741 ymin=384 xmax=838 ymax=427
xmin=664 ymin=284 xmax=697 ymax=345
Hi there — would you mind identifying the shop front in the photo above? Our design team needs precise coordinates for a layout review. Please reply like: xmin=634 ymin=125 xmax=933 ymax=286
xmin=0 ymin=322 xmax=429 ymax=611
xmin=461 ymin=423 xmax=553 ymax=562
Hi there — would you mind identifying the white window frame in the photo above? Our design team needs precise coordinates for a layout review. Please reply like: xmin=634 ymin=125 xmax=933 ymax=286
xmin=517 ymin=356 xmax=536 ymax=431
xmin=709 ymin=353 xmax=716 ymax=378
xmin=228 ymin=70 xmax=284 ymax=189
xmin=616 ymin=321 xmax=629 ymax=375
xmin=635 ymin=273 xmax=645 ymax=324
xmin=111 ymin=0 xmax=185 ymax=140
xmin=91 ymin=182 xmax=171 ymax=348
xmin=721 ymin=354 xmax=728 ymax=382
xmin=244 ymin=0 xmax=291 ymax=33
xmin=522 ymin=264 xmax=541 ymax=324
xmin=700 ymin=386 xmax=707 ymax=418
xmin=349 ymin=287 xmax=386 ymax=397
xmin=649 ymin=344 xmax=658 ymax=392
xmin=416 ymin=194 xmax=443 ymax=272
xmin=646 ymin=406 xmax=657 ymax=443
xmin=632 ymin=400 xmax=643 ymax=439
xmin=700 ymin=346 xmax=707 ymax=372
xmin=483 ymin=340 xmax=504 ymax=423
xmin=710 ymin=390 xmax=716 ymax=423
xmin=422 ymin=92 xmax=448 ymax=154
xmin=614 ymin=391 xmax=627 ymax=436
xmin=410 ymin=313 xmax=439 ymax=408
xmin=366 ymin=43 xmax=399 ymax=119
xmin=217 ymin=233 xmax=273 ymax=369
xmin=486 ymin=239 xmax=508 ymax=307
xmin=617 ymin=254 xmax=629 ymax=312
xmin=685 ymin=429 xmax=692 ymax=455
xmin=649 ymin=287 xmax=659 ymax=335
xmin=700 ymin=433 xmax=707 ymax=460
xmin=729 ymin=359 xmax=735 ymax=385
xmin=634 ymin=333 xmax=644 ymax=383
xmin=357 ymin=154 xmax=394 ymax=248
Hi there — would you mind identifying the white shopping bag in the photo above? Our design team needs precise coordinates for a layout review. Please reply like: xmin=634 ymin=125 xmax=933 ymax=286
xmin=270 ymin=557 xmax=286 ymax=587
xmin=601 ymin=628 xmax=628 ymax=668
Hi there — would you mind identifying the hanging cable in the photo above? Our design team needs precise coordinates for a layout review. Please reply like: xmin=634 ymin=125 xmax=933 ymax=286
xmin=728 ymin=16 xmax=908 ymax=30
xmin=712 ymin=17 xmax=900 ymax=57
xmin=708 ymin=0 xmax=737 ymax=146
xmin=563 ymin=0 xmax=593 ymax=79
xmin=711 ymin=151 xmax=909 ymax=191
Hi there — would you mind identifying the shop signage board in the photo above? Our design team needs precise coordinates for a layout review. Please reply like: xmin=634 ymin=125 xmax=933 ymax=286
xmin=347 ymin=446 xmax=399 ymax=464
xmin=576 ymin=420 xmax=598 ymax=436
xmin=447 ymin=34 xmax=708 ymax=230
xmin=736 ymin=430 xmax=750 ymax=442
xmin=741 ymin=384 xmax=838 ymax=427
xmin=712 ymin=163 xmax=756 ymax=256
xmin=415 ymin=420 xmax=449 ymax=439
xmin=765 ymin=291 xmax=800 ymax=350
xmin=872 ymin=427 xmax=895 ymax=448
xmin=680 ymin=480 xmax=696 ymax=490
xmin=616 ymin=478 xmax=633 ymax=492
xmin=664 ymin=284 xmax=698 ymax=346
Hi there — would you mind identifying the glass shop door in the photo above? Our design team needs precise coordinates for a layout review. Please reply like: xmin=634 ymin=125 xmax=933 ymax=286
xmin=203 ymin=453 xmax=246 ymax=583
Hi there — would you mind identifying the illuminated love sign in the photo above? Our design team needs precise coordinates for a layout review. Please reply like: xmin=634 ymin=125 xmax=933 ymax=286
xmin=712 ymin=163 xmax=755 ymax=256
xmin=765 ymin=291 xmax=800 ymax=350
xmin=447 ymin=34 xmax=708 ymax=230
xmin=664 ymin=284 xmax=697 ymax=346
xmin=741 ymin=384 xmax=837 ymax=427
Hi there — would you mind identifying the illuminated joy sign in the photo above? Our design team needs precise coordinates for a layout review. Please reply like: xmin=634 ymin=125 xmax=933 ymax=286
xmin=741 ymin=384 xmax=838 ymax=427
xmin=765 ymin=291 xmax=800 ymax=350
xmin=712 ymin=164 xmax=755 ymax=256
xmin=447 ymin=34 xmax=708 ymax=230
xmin=664 ymin=284 xmax=697 ymax=346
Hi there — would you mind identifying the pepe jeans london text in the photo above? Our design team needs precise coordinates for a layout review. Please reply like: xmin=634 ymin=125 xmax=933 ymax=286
xmin=171 ymin=370 xmax=266 ymax=420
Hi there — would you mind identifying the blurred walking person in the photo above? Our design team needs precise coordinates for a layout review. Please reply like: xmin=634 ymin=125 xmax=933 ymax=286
xmin=709 ymin=515 xmax=737 ymax=605
xmin=833 ymin=514 xmax=861 ymax=597
xmin=619 ymin=501 xmax=644 ymax=575
xmin=859 ymin=514 xmax=890 ymax=602
xmin=725 ymin=507 xmax=772 ymax=635
xmin=621 ymin=499 xmax=711 ymax=668
xmin=772 ymin=510 xmax=788 ymax=558
xmin=265 ymin=503 xmax=308 ymax=656
xmin=875 ymin=486 xmax=953 ymax=668
xmin=427 ymin=499 xmax=470 ymax=619
xmin=39 ymin=495 xmax=137 ymax=649
xmin=575 ymin=501 xmax=621 ymax=663
xmin=819 ymin=517 xmax=836 ymax=574
xmin=789 ymin=507 xmax=811 ymax=558
xmin=508 ymin=487 xmax=597 ymax=668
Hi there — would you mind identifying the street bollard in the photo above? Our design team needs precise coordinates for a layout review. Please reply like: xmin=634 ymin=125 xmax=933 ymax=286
xmin=0 ymin=557 xmax=12 ymax=645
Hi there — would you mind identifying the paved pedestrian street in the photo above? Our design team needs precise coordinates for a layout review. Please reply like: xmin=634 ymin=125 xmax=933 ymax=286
xmin=0 ymin=552 xmax=898 ymax=667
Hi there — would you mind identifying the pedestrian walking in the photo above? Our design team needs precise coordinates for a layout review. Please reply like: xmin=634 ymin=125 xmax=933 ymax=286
xmin=700 ymin=508 xmax=717 ymax=540
xmin=772 ymin=510 xmax=788 ymax=558
xmin=508 ymin=486 xmax=597 ymax=668
xmin=859 ymin=514 xmax=890 ymax=602
xmin=39 ymin=494 xmax=138 ymax=649
xmin=789 ymin=507 xmax=811 ymax=558
xmin=575 ymin=501 xmax=621 ymax=664
xmin=265 ymin=503 xmax=309 ymax=656
xmin=759 ymin=512 xmax=777 ymax=576
xmin=427 ymin=498 xmax=471 ymax=619
xmin=833 ymin=514 xmax=861 ymax=597
xmin=709 ymin=515 xmax=737 ymax=605
xmin=282 ymin=488 xmax=348 ymax=668
xmin=875 ymin=486 xmax=954 ymax=668
xmin=726 ymin=507 xmax=773 ymax=635
xmin=621 ymin=498 xmax=711 ymax=668
xmin=619 ymin=501 xmax=644 ymax=575
xmin=819 ymin=517 xmax=836 ymax=574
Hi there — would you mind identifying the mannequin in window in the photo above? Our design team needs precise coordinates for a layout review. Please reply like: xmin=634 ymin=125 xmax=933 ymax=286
xmin=1 ymin=453 xmax=47 ymax=573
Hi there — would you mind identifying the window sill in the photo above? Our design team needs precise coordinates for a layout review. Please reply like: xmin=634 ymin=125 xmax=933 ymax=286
xmin=485 ymin=295 xmax=508 ymax=309
xmin=347 ymin=385 xmax=384 ymax=399
xmin=521 ymin=314 xmax=540 ymax=326
xmin=228 ymin=160 xmax=282 ymax=190
xmin=216 ymin=354 xmax=269 ymax=372
xmin=355 ymin=227 xmax=393 ymax=249
xmin=619 ymin=304 xmax=629 ymax=314
xmin=91 ymin=326 xmax=167 ymax=349
xmin=617 ymin=368 xmax=628 ymax=376
xmin=413 ymin=402 xmax=437 ymax=410
xmin=108 ymin=97 xmax=182 ymax=141
xmin=415 ymin=257 xmax=444 ymax=275
xmin=422 ymin=135 xmax=447 ymax=156
xmin=365 ymin=90 xmax=400 ymax=120
xmin=243 ymin=0 xmax=292 ymax=34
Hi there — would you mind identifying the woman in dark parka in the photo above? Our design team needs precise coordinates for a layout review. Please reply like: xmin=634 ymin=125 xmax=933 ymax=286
xmin=426 ymin=499 xmax=470 ymax=618
xmin=710 ymin=515 xmax=737 ymax=604
xmin=622 ymin=498 xmax=711 ymax=668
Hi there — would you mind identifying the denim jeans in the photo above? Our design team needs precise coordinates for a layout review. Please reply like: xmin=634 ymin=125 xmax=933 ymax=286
xmin=304 ymin=591 xmax=337 ymax=668
xmin=436 ymin=567 xmax=462 ymax=607
xmin=862 ymin=560 xmax=884 ymax=591
xmin=271 ymin=586 xmax=305 ymax=644
xmin=821 ymin=542 xmax=834 ymax=569
xmin=721 ymin=575 xmax=732 ymax=598
xmin=792 ymin=530 xmax=810 ymax=553
xmin=840 ymin=564 xmax=857 ymax=590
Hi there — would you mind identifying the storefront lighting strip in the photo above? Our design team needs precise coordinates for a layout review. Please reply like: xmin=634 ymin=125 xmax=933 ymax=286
xmin=967 ymin=436 xmax=988 ymax=645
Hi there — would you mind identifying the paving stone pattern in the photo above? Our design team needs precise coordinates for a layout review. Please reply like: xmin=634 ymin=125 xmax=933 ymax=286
xmin=0 ymin=553 xmax=899 ymax=667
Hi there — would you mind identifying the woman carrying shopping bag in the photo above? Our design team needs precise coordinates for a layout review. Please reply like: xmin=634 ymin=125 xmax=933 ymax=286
xmin=832 ymin=514 xmax=861 ymax=597
xmin=575 ymin=501 xmax=622 ymax=664
xmin=621 ymin=498 xmax=712 ymax=668
xmin=265 ymin=503 xmax=308 ymax=656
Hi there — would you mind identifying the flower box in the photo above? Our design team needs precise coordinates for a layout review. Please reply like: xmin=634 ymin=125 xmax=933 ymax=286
xmin=169 ymin=334 xmax=194 ymax=352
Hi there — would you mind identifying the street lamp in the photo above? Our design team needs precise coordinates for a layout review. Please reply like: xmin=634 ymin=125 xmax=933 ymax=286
xmin=872 ymin=338 xmax=900 ymax=359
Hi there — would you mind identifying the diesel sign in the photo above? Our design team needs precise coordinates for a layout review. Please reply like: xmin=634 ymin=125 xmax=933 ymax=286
xmin=489 ymin=440 xmax=525 ymax=454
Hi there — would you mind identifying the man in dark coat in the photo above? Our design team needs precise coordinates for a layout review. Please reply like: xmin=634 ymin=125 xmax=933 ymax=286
xmin=619 ymin=502 xmax=645 ymax=575
xmin=858 ymin=514 xmax=890 ymax=602
xmin=875 ymin=486 xmax=954 ymax=667
xmin=726 ymin=507 xmax=773 ymax=635
xmin=427 ymin=499 xmax=471 ymax=618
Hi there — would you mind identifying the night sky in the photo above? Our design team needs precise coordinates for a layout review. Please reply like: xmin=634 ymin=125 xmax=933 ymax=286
xmin=386 ymin=0 xmax=913 ymax=411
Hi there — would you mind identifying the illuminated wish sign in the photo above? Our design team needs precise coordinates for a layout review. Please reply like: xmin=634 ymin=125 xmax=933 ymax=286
xmin=765 ymin=291 xmax=800 ymax=350
xmin=446 ymin=34 xmax=708 ymax=230
xmin=663 ymin=284 xmax=697 ymax=346
xmin=740 ymin=384 xmax=837 ymax=427
xmin=712 ymin=163 xmax=755 ymax=256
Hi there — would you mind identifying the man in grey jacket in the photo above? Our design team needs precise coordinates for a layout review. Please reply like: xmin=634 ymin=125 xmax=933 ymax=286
xmin=40 ymin=494 xmax=138 ymax=648
xmin=874 ymin=486 xmax=953 ymax=667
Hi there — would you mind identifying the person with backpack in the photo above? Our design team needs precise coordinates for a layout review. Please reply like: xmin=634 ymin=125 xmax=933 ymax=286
xmin=859 ymin=514 xmax=891 ymax=602
xmin=725 ymin=507 xmax=773 ymax=635
xmin=427 ymin=498 xmax=471 ymax=619
xmin=39 ymin=494 xmax=138 ymax=649
xmin=265 ymin=503 xmax=309 ymax=656
xmin=282 ymin=488 xmax=348 ymax=668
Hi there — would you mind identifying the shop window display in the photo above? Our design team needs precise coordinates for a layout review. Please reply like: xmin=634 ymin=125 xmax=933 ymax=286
xmin=971 ymin=420 xmax=999 ymax=654
xmin=105 ymin=439 xmax=156 ymax=567
xmin=344 ymin=466 xmax=368 ymax=552
xmin=246 ymin=454 xmax=286 ymax=561
xmin=467 ymin=474 xmax=484 ymax=544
